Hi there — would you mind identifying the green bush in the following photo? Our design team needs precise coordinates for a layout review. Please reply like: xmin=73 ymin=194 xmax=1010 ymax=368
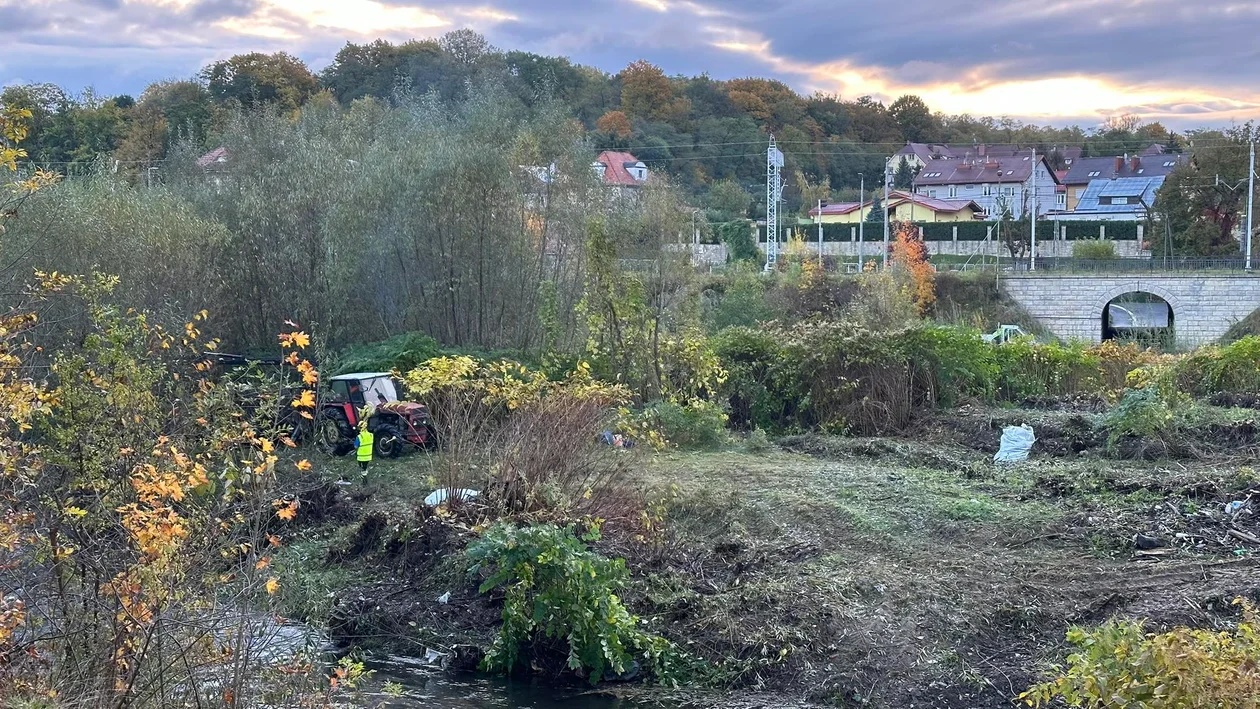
xmin=1072 ymin=240 xmax=1117 ymax=259
xmin=466 ymin=523 xmax=684 ymax=685
xmin=649 ymin=399 xmax=729 ymax=449
xmin=330 ymin=331 xmax=442 ymax=375
xmin=1102 ymin=386 xmax=1182 ymax=447
xmin=744 ymin=428 xmax=771 ymax=452
xmin=994 ymin=339 xmax=1102 ymax=401
xmin=711 ymin=326 xmax=791 ymax=431
xmin=716 ymin=220 xmax=761 ymax=263
xmin=1168 ymin=336 xmax=1260 ymax=396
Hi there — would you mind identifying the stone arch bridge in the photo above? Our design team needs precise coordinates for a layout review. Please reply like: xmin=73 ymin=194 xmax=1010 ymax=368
xmin=1001 ymin=274 xmax=1260 ymax=348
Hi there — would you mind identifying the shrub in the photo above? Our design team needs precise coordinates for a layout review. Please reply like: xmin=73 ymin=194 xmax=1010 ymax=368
xmin=1072 ymin=239 xmax=1116 ymax=260
xmin=467 ymin=523 xmax=684 ymax=684
xmin=994 ymin=339 xmax=1102 ymax=401
xmin=716 ymin=220 xmax=761 ymax=264
xmin=1021 ymin=600 xmax=1260 ymax=707
xmin=331 ymin=331 xmax=442 ymax=375
xmin=649 ymin=399 xmax=729 ymax=449
xmin=1102 ymin=386 xmax=1184 ymax=447
xmin=711 ymin=326 xmax=790 ymax=432
xmin=745 ymin=428 xmax=771 ymax=452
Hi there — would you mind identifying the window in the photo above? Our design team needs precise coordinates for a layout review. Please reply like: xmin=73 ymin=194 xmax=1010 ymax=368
xmin=928 ymin=190 xmax=937 ymax=198
xmin=1057 ymin=193 xmax=1066 ymax=207
xmin=1088 ymin=171 xmax=1102 ymax=177
xmin=1164 ymin=161 xmax=1176 ymax=167
xmin=949 ymin=185 xmax=957 ymax=198
xmin=982 ymin=184 xmax=992 ymax=196
xmin=964 ymin=184 xmax=975 ymax=190
xmin=1065 ymin=159 xmax=1073 ymax=165
xmin=1074 ymin=188 xmax=1085 ymax=197
xmin=1110 ymin=197 xmax=1129 ymax=205
xmin=1137 ymin=169 xmax=1144 ymax=174
xmin=1004 ymin=187 xmax=1015 ymax=196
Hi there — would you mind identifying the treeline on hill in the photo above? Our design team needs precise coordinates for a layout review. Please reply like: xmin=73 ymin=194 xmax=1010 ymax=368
xmin=3 ymin=29 xmax=1219 ymax=218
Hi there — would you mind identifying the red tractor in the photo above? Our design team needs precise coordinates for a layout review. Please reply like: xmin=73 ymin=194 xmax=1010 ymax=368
xmin=315 ymin=373 xmax=436 ymax=458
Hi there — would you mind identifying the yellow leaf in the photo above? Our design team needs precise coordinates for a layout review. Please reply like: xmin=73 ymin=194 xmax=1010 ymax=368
xmin=295 ymin=459 xmax=312 ymax=471
xmin=64 ymin=506 xmax=88 ymax=518
xmin=260 ymin=438 xmax=274 ymax=454
xmin=265 ymin=577 xmax=279 ymax=595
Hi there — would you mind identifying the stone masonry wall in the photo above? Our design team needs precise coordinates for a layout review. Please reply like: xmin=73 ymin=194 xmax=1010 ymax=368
xmin=1001 ymin=275 xmax=1260 ymax=348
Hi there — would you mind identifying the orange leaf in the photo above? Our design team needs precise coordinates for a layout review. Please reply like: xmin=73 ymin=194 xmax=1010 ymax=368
xmin=295 ymin=459 xmax=312 ymax=471
xmin=255 ymin=557 xmax=271 ymax=571
xmin=299 ymin=411 xmax=313 ymax=420
xmin=267 ymin=534 xmax=282 ymax=547
xmin=276 ymin=501 xmax=299 ymax=521
xmin=291 ymin=391 xmax=315 ymax=409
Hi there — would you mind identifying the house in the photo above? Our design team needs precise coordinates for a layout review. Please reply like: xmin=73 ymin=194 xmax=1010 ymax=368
xmin=1060 ymin=153 xmax=1186 ymax=211
xmin=592 ymin=151 xmax=648 ymax=198
xmin=912 ymin=153 xmax=1059 ymax=218
xmin=888 ymin=142 xmax=1082 ymax=174
xmin=807 ymin=190 xmax=983 ymax=224
xmin=1058 ymin=176 xmax=1166 ymax=222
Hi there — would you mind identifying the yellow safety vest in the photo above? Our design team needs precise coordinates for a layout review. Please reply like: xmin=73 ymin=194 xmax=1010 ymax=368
xmin=355 ymin=430 xmax=374 ymax=462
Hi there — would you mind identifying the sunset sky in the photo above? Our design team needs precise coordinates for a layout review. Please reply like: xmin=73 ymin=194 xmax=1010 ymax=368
xmin=3 ymin=0 xmax=1259 ymax=128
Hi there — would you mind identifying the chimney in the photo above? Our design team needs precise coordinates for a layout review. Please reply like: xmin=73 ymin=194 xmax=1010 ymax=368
xmin=1114 ymin=156 xmax=1124 ymax=174
xmin=1130 ymin=156 xmax=1141 ymax=172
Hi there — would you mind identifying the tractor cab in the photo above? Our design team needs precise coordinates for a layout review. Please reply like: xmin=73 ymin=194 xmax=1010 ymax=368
xmin=327 ymin=373 xmax=400 ymax=426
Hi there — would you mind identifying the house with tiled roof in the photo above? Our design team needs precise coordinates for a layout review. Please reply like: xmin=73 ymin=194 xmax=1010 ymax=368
xmin=913 ymin=153 xmax=1059 ymax=218
xmin=807 ymin=190 xmax=983 ymax=224
xmin=888 ymin=142 xmax=1082 ymax=175
xmin=1060 ymin=153 xmax=1186 ymax=211
xmin=592 ymin=151 xmax=648 ymax=198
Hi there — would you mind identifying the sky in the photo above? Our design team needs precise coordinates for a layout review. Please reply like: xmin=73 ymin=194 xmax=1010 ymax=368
xmin=3 ymin=0 xmax=1260 ymax=129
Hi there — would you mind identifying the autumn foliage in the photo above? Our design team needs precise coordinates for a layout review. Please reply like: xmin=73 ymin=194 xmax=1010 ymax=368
xmin=891 ymin=221 xmax=936 ymax=315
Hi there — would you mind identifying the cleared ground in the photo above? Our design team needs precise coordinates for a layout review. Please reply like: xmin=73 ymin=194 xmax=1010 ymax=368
xmin=275 ymin=408 xmax=1260 ymax=708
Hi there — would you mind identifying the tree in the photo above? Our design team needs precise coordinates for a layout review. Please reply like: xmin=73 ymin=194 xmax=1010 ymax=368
xmin=202 ymin=52 xmax=318 ymax=111
xmin=619 ymin=60 xmax=674 ymax=121
xmin=440 ymin=29 xmax=494 ymax=66
xmin=704 ymin=179 xmax=752 ymax=220
xmin=891 ymin=221 xmax=935 ymax=314
xmin=1154 ymin=125 xmax=1253 ymax=256
xmin=889 ymin=94 xmax=936 ymax=143
xmin=1 ymin=105 xmax=58 ymax=222
xmin=867 ymin=194 xmax=884 ymax=223
xmin=595 ymin=110 xmax=632 ymax=138
xmin=893 ymin=156 xmax=916 ymax=189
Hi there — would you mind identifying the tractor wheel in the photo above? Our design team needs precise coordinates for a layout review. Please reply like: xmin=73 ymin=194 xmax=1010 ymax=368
xmin=374 ymin=425 xmax=405 ymax=459
xmin=316 ymin=414 xmax=353 ymax=457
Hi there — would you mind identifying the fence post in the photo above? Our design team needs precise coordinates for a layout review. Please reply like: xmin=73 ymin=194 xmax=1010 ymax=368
xmin=1100 ymin=224 xmax=1106 ymax=240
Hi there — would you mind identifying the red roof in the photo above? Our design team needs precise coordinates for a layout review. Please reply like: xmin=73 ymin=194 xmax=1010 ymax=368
xmin=594 ymin=151 xmax=647 ymax=187
xmin=807 ymin=191 xmax=980 ymax=218
xmin=196 ymin=147 xmax=228 ymax=168
xmin=807 ymin=202 xmax=863 ymax=217
xmin=886 ymin=190 xmax=982 ymax=214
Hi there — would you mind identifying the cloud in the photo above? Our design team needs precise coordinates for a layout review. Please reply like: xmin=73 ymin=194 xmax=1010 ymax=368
xmin=2 ymin=0 xmax=1259 ymax=127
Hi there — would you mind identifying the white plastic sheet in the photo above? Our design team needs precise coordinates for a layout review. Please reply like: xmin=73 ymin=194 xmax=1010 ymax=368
xmin=994 ymin=425 xmax=1036 ymax=464
xmin=424 ymin=488 xmax=480 ymax=506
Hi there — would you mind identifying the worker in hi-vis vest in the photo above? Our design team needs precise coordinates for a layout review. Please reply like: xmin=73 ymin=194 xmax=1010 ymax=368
xmin=354 ymin=422 xmax=374 ymax=476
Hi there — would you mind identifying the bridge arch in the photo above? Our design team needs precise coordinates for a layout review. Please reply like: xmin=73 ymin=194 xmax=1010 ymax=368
xmin=1092 ymin=283 xmax=1182 ymax=343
